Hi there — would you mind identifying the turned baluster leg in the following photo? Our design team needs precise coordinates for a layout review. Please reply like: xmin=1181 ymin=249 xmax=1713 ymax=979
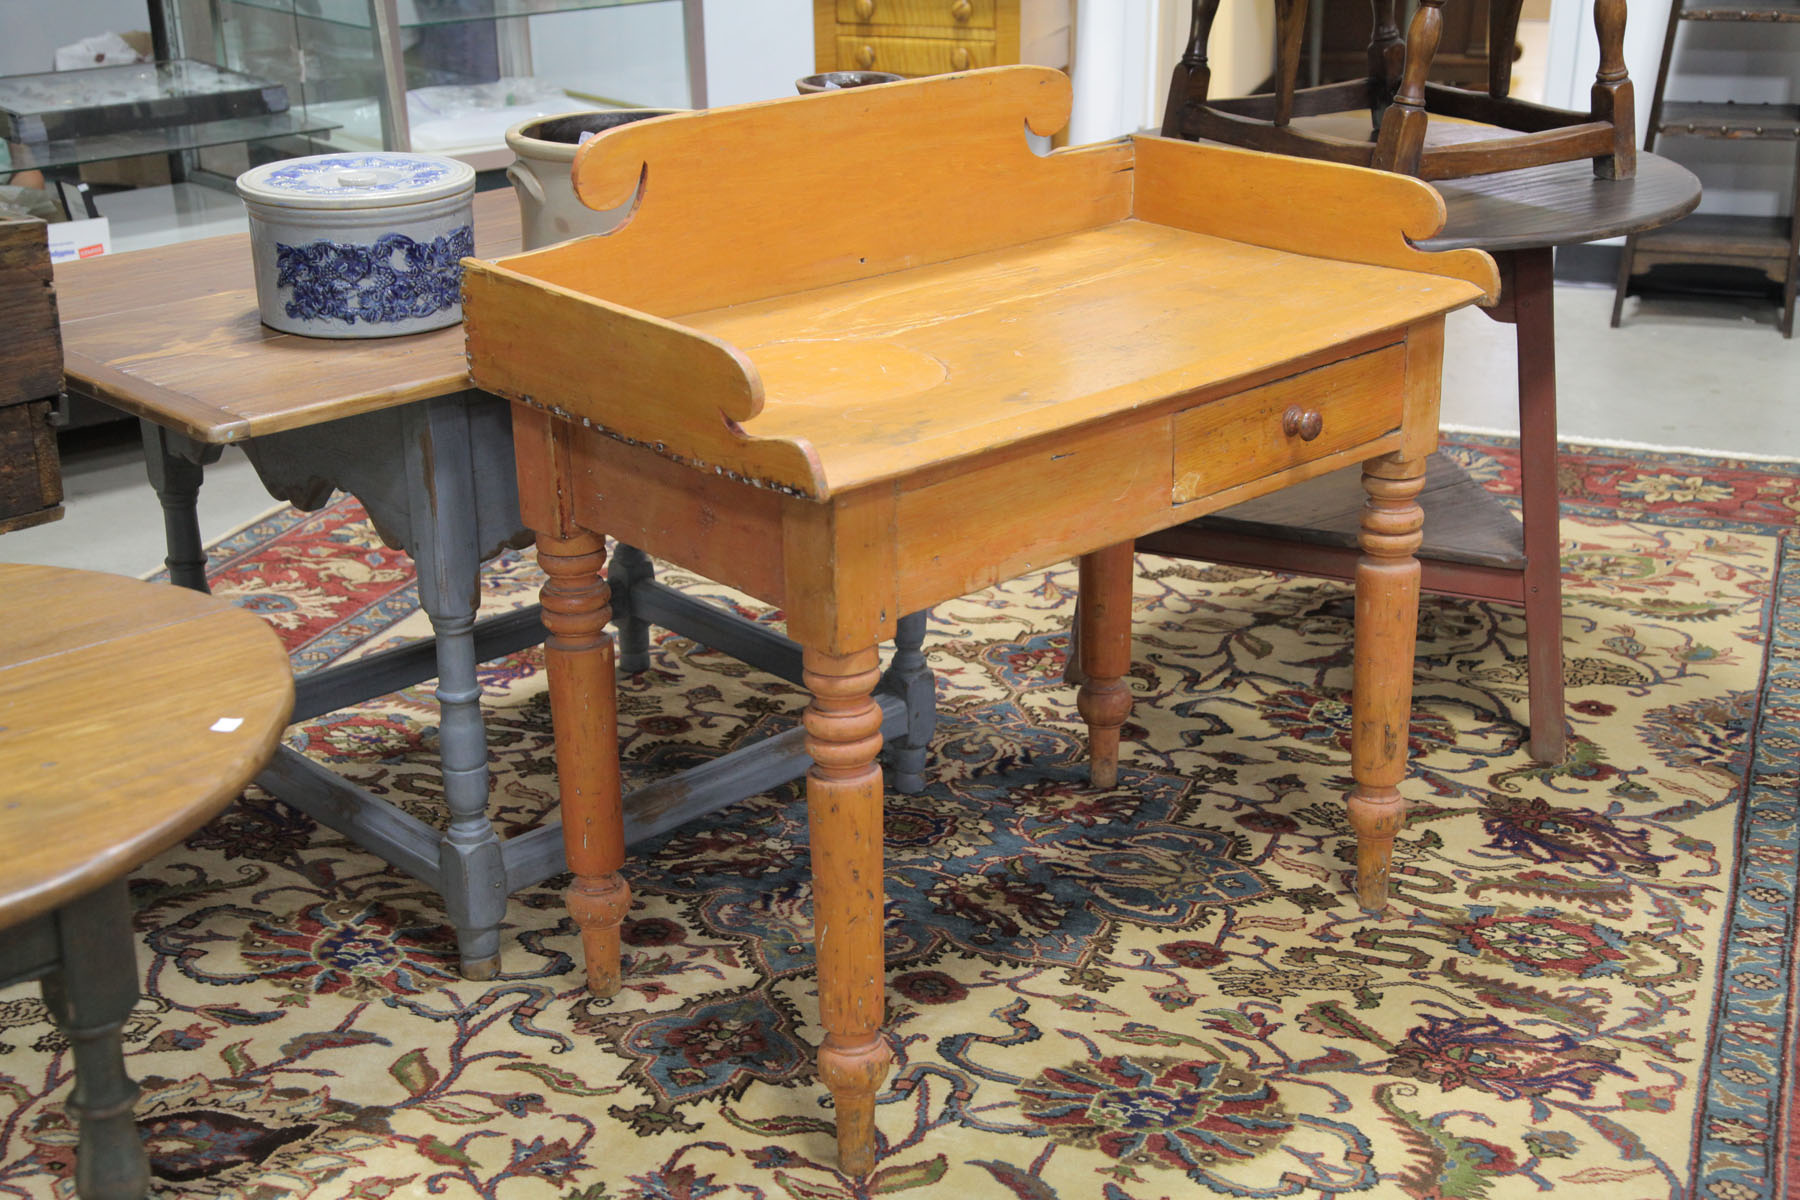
xmin=539 ymin=530 xmax=629 ymax=996
xmin=407 ymin=400 xmax=506 ymax=979
xmin=1160 ymin=0 xmax=1223 ymax=136
xmin=1592 ymin=0 xmax=1636 ymax=179
xmin=44 ymin=881 xmax=150 ymax=1200
xmin=1273 ymin=0 xmax=1309 ymax=127
xmin=141 ymin=422 xmax=223 ymax=594
xmin=1348 ymin=456 xmax=1425 ymax=911
xmin=1372 ymin=0 xmax=1442 ymax=176
xmin=804 ymin=646 xmax=892 ymax=1177
xmin=1488 ymin=0 xmax=1526 ymax=99
xmin=1368 ymin=0 xmax=1406 ymax=118
xmin=881 ymin=610 xmax=936 ymax=795
xmin=1077 ymin=542 xmax=1134 ymax=790
xmin=608 ymin=543 xmax=657 ymax=675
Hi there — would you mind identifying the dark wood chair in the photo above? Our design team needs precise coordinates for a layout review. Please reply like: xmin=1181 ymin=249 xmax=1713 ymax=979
xmin=1162 ymin=0 xmax=1635 ymax=181
xmin=1298 ymin=0 xmax=1504 ymax=92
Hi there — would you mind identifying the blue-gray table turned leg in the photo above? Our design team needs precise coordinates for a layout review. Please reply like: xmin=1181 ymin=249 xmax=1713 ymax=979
xmin=403 ymin=400 xmax=507 ymax=978
xmin=244 ymin=392 xmax=540 ymax=980
xmin=609 ymin=544 xmax=657 ymax=676
xmin=883 ymin=609 xmax=936 ymax=794
xmin=39 ymin=881 xmax=150 ymax=1200
xmin=140 ymin=422 xmax=223 ymax=594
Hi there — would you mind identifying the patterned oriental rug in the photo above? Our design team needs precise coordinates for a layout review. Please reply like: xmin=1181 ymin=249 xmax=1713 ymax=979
xmin=3 ymin=436 xmax=1798 ymax=1200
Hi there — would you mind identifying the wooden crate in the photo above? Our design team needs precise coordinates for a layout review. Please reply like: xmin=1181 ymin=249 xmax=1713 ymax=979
xmin=0 ymin=217 xmax=63 ymax=534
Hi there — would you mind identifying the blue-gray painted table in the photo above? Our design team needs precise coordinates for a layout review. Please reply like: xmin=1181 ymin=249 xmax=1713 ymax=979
xmin=54 ymin=190 xmax=936 ymax=979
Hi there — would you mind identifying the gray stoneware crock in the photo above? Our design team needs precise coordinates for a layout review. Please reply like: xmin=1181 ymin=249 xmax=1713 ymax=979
xmin=504 ymin=109 xmax=680 ymax=251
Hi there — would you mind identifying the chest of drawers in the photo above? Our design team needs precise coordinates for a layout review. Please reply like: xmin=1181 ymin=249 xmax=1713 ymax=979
xmin=812 ymin=0 xmax=1071 ymax=77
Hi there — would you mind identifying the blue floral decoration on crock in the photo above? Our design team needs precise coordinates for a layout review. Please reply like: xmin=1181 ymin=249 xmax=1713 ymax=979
xmin=261 ymin=153 xmax=457 ymax=196
xmin=275 ymin=226 xmax=473 ymax=325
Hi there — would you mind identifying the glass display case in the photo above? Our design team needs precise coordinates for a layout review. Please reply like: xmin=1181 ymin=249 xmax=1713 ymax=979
xmin=160 ymin=0 xmax=706 ymax=170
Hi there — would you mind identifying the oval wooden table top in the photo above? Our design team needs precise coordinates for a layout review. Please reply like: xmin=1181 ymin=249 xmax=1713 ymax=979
xmin=1422 ymin=153 xmax=1703 ymax=254
xmin=0 ymin=564 xmax=293 ymax=929
xmin=1287 ymin=114 xmax=1701 ymax=254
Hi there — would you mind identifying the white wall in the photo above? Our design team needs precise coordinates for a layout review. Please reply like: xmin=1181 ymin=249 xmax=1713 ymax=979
xmin=701 ymin=0 xmax=815 ymax=107
xmin=0 ymin=0 xmax=149 ymax=76
xmin=1068 ymin=0 xmax=1273 ymax=145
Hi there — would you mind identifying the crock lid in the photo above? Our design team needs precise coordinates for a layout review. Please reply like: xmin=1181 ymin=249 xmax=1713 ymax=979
xmin=236 ymin=151 xmax=475 ymax=210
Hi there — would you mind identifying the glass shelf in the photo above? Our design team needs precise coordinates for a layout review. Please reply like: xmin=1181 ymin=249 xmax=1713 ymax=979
xmin=3 ymin=110 xmax=340 ymax=172
xmin=160 ymin=0 xmax=700 ymax=163
xmin=225 ymin=0 xmax=673 ymax=31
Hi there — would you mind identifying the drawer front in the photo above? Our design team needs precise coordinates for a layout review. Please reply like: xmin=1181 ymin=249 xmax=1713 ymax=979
xmin=837 ymin=34 xmax=996 ymax=75
xmin=836 ymin=0 xmax=996 ymax=30
xmin=1172 ymin=345 xmax=1406 ymax=504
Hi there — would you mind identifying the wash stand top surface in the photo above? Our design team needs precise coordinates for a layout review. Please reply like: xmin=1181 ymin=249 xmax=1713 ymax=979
xmin=466 ymin=67 xmax=1499 ymax=502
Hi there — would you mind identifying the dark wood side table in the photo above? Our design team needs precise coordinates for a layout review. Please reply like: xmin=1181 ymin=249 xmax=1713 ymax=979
xmin=1139 ymin=153 xmax=1701 ymax=763
xmin=0 ymin=563 xmax=293 ymax=1199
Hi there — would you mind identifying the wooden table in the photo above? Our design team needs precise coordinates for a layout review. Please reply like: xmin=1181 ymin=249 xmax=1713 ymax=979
xmin=1141 ymin=153 xmax=1702 ymax=761
xmin=52 ymin=191 xmax=937 ymax=981
xmin=464 ymin=66 xmax=1499 ymax=1175
xmin=0 ymin=563 xmax=292 ymax=1199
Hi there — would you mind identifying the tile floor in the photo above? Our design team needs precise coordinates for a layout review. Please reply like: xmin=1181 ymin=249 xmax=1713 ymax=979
xmin=4 ymin=280 xmax=1796 ymax=581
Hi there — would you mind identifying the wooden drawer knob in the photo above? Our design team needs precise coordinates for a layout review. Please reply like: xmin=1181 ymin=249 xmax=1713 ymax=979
xmin=951 ymin=45 xmax=971 ymax=70
xmin=1282 ymin=405 xmax=1323 ymax=441
xmin=857 ymin=44 xmax=876 ymax=68
xmin=856 ymin=0 xmax=875 ymax=19
xmin=951 ymin=0 xmax=973 ymax=20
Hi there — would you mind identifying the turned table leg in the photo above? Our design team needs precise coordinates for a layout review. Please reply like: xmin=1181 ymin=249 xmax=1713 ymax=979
xmin=140 ymin=422 xmax=223 ymax=594
xmin=1349 ymin=455 xmax=1425 ymax=911
xmin=882 ymin=611 xmax=935 ymax=795
xmin=607 ymin=544 xmax=657 ymax=675
xmin=539 ymin=530 xmax=629 ymax=996
xmin=43 ymin=880 xmax=150 ymax=1200
xmin=803 ymin=646 xmax=891 ymax=1177
xmin=1077 ymin=542 xmax=1135 ymax=790
xmin=407 ymin=404 xmax=506 ymax=979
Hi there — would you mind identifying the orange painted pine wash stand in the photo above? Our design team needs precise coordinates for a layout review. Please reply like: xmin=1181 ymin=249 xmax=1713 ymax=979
xmin=462 ymin=66 xmax=1499 ymax=1175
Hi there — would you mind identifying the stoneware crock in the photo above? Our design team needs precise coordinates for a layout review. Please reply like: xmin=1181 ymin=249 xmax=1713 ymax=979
xmin=236 ymin=151 xmax=476 ymax=339
xmin=504 ymin=109 xmax=679 ymax=251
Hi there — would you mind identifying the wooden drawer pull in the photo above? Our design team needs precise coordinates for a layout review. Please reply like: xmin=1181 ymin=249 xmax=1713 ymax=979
xmin=951 ymin=0 xmax=973 ymax=20
xmin=856 ymin=0 xmax=875 ymax=19
xmin=1282 ymin=405 xmax=1324 ymax=441
xmin=951 ymin=45 xmax=971 ymax=70
xmin=858 ymin=43 xmax=877 ymax=68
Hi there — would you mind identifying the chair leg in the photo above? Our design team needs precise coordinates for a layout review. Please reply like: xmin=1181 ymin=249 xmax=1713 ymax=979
xmin=1591 ymin=0 xmax=1636 ymax=179
xmin=1367 ymin=0 xmax=1405 ymax=122
xmin=1488 ymin=0 xmax=1525 ymax=98
xmin=1372 ymin=0 xmax=1443 ymax=176
xmin=1160 ymin=0 xmax=1223 ymax=136
xmin=1273 ymin=0 xmax=1310 ymax=126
